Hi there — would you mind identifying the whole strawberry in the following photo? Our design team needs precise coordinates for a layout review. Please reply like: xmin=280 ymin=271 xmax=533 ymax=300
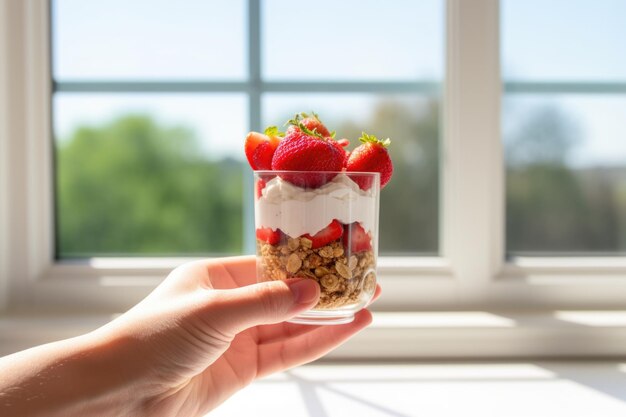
xmin=285 ymin=112 xmax=333 ymax=138
xmin=271 ymin=115 xmax=345 ymax=188
xmin=346 ymin=132 xmax=393 ymax=190
xmin=284 ymin=112 xmax=349 ymax=165
xmin=244 ymin=126 xmax=283 ymax=170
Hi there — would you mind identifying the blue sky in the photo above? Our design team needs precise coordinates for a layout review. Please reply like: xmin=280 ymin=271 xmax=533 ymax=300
xmin=502 ymin=0 xmax=626 ymax=80
xmin=52 ymin=0 xmax=625 ymax=167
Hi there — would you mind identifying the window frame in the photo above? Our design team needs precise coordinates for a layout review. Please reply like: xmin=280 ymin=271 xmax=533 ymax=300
xmin=2 ymin=0 xmax=626 ymax=318
xmin=0 ymin=0 xmax=10 ymax=312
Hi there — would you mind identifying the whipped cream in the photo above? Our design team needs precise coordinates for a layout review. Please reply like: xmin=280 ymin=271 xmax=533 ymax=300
xmin=255 ymin=173 xmax=377 ymax=238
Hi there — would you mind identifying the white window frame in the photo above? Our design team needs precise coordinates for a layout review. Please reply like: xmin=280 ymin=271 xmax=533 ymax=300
xmin=2 ymin=0 xmax=626 ymax=357
xmin=0 ymin=0 xmax=10 ymax=312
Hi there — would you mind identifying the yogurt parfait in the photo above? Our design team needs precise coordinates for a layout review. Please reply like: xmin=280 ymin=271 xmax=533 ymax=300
xmin=245 ymin=113 xmax=393 ymax=324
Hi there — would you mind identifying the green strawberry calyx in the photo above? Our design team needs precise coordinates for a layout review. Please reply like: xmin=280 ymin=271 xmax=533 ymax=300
xmin=358 ymin=132 xmax=391 ymax=147
xmin=285 ymin=112 xmax=336 ymax=139
xmin=264 ymin=125 xmax=285 ymax=137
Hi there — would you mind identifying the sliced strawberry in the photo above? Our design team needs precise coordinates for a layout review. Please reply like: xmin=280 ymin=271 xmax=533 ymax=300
xmin=245 ymin=131 xmax=281 ymax=170
xmin=342 ymin=222 xmax=372 ymax=253
xmin=256 ymin=172 xmax=277 ymax=198
xmin=256 ymin=227 xmax=282 ymax=245
xmin=302 ymin=219 xmax=344 ymax=249
xmin=256 ymin=178 xmax=267 ymax=199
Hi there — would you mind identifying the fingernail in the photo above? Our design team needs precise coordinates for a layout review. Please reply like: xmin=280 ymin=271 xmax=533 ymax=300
xmin=287 ymin=279 xmax=319 ymax=304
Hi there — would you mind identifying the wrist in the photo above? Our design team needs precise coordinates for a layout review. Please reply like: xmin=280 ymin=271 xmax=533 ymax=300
xmin=0 ymin=328 xmax=157 ymax=417
xmin=73 ymin=327 xmax=164 ymax=416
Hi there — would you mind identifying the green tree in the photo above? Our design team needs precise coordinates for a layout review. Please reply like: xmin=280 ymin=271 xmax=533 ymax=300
xmin=505 ymin=106 xmax=623 ymax=253
xmin=56 ymin=115 xmax=244 ymax=257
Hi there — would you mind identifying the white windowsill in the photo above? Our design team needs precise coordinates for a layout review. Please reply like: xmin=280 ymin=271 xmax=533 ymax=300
xmin=2 ymin=310 xmax=626 ymax=359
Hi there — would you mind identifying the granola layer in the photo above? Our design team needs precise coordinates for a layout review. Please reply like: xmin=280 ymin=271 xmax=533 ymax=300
xmin=257 ymin=236 xmax=376 ymax=309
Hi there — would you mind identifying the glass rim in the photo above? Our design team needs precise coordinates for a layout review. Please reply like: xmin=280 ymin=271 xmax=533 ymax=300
xmin=253 ymin=170 xmax=380 ymax=177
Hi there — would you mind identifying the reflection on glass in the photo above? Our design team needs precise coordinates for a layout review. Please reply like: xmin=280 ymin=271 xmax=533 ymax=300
xmin=502 ymin=0 xmax=626 ymax=81
xmin=52 ymin=0 xmax=246 ymax=80
xmin=504 ymin=95 xmax=626 ymax=254
xmin=262 ymin=0 xmax=444 ymax=81
xmin=263 ymin=94 xmax=440 ymax=255
xmin=54 ymin=94 xmax=247 ymax=258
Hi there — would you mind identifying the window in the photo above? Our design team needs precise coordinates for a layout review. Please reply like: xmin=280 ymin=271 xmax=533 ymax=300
xmin=51 ymin=0 xmax=444 ymax=258
xmin=52 ymin=0 xmax=249 ymax=257
xmin=3 ymin=0 xmax=626 ymax=341
xmin=502 ymin=0 xmax=626 ymax=255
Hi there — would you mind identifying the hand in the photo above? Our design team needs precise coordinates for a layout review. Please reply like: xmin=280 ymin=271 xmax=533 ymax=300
xmin=0 ymin=256 xmax=380 ymax=417
xmin=85 ymin=256 xmax=379 ymax=416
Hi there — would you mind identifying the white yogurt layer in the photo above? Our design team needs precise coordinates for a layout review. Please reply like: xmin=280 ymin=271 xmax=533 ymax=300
xmin=255 ymin=173 xmax=377 ymax=238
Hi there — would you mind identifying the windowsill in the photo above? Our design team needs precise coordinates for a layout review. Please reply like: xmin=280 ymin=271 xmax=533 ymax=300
xmin=2 ymin=310 xmax=626 ymax=358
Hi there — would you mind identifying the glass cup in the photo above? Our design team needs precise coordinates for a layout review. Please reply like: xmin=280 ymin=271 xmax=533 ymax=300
xmin=254 ymin=170 xmax=379 ymax=325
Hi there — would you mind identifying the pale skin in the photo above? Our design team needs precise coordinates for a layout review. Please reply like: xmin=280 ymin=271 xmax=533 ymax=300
xmin=0 ymin=256 xmax=380 ymax=417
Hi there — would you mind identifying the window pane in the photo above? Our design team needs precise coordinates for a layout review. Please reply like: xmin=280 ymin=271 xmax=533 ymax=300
xmin=502 ymin=0 xmax=626 ymax=81
xmin=54 ymin=94 xmax=247 ymax=257
xmin=52 ymin=0 xmax=246 ymax=80
xmin=262 ymin=0 xmax=444 ymax=81
xmin=262 ymin=94 xmax=440 ymax=255
xmin=504 ymin=95 xmax=626 ymax=255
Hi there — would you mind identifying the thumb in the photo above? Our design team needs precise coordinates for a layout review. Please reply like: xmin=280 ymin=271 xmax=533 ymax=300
xmin=204 ymin=279 xmax=320 ymax=333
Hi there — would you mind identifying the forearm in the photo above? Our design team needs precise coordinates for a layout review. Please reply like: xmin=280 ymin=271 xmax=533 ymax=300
xmin=0 ymin=330 xmax=155 ymax=417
